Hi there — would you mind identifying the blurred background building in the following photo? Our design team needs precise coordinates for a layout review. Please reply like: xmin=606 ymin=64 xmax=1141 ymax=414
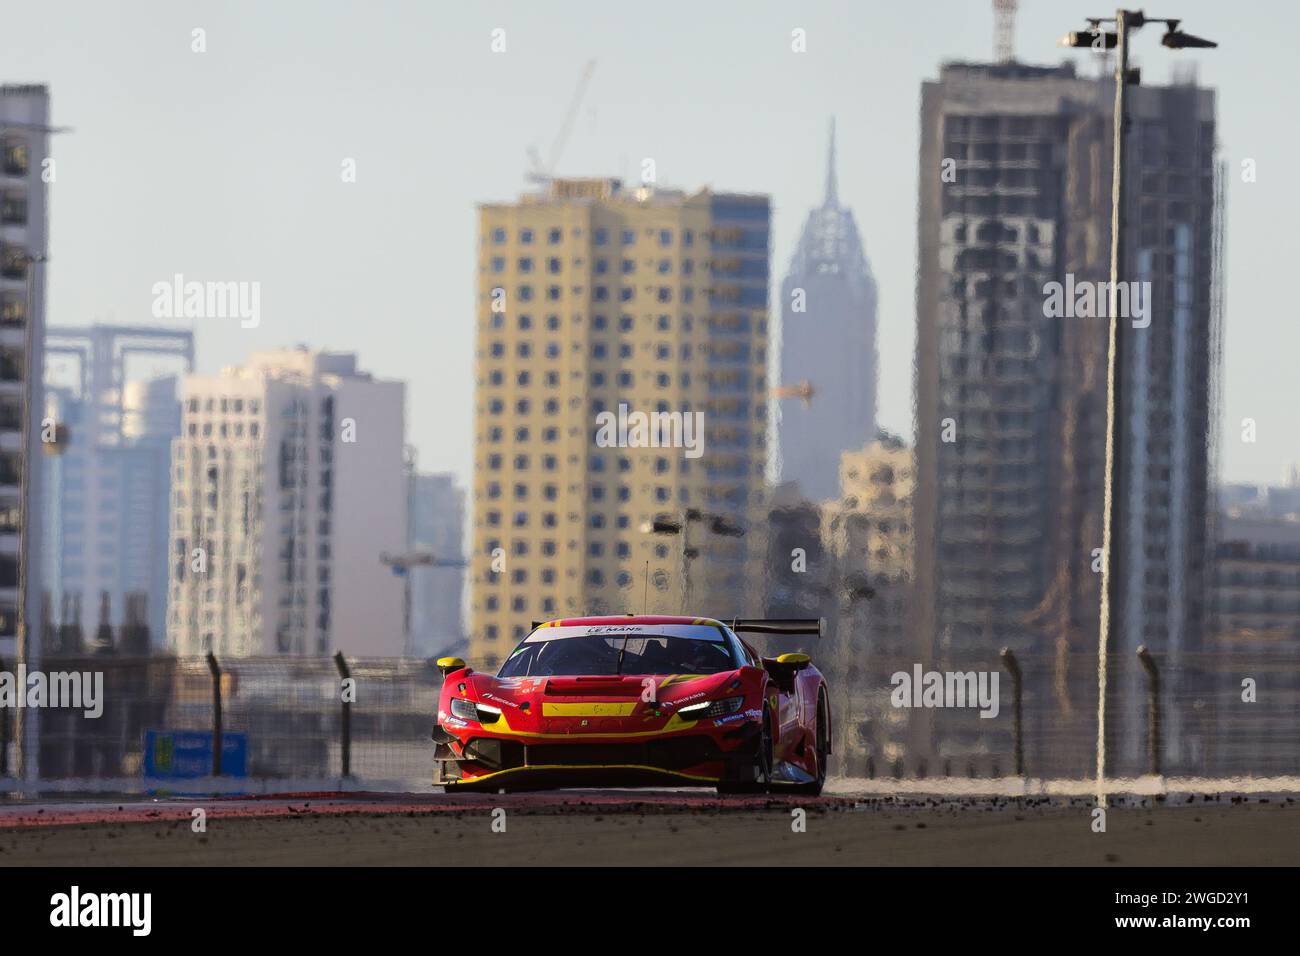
xmin=42 ymin=324 xmax=193 ymax=652
xmin=823 ymin=433 xmax=915 ymax=657
xmin=0 ymin=84 xmax=50 ymax=663
xmin=469 ymin=178 xmax=770 ymax=669
xmin=167 ymin=348 xmax=407 ymax=657
xmin=913 ymin=60 xmax=1222 ymax=776
xmin=1213 ymin=514 xmax=1300 ymax=647
xmin=1219 ymin=473 xmax=1300 ymax=521
xmin=1209 ymin=511 xmax=1300 ymax=774
xmin=408 ymin=470 xmax=466 ymax=659
xmin=762 ymin=480 xmax=832 ymax=622
xmin=778 ymin=121 xmax=879 ymax=501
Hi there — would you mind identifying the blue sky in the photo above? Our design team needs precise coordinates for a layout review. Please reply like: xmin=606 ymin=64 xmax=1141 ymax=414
xmin=4 ymin=0 xmax=1295 ymax=489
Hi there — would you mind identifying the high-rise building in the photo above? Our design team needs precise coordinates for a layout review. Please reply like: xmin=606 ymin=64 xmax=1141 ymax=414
xmin=779 ymin=121 xmax=879 ymax=501
xmin=1213 ymin=515 xmax=1300 ymax=648
xmin=167 ymin=348 xmax=407 ymax=657
xmin=470 ymin=178 xmax=770 ymax=668
xmin=42 ymin=325 xmax=194 ymax=650
xmin=409 ymin=471 xmax=466 ymax=658
xmin=1210 ymin=514 xmax=1300 ymax=776
xmin=818 ymin=436 xmax=915 ymax=775
xmin=0 ymin=84 xmax=51 ymax=664
xmin=762 ymin=480 xmax=831 ymax=622
xmin=913 ymin=61 xmax=1221 ymax=775
xmin=823 ymin=434 xmax=915 ymax=654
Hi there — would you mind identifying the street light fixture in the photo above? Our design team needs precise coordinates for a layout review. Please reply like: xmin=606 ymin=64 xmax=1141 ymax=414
xmin=641 ymin=509 xmax=745 ymax=611
xmin=1056 ymin=8 xmax=1216 ymax=801
xmin=1060 ymin=14 xmax=1217 ymax=51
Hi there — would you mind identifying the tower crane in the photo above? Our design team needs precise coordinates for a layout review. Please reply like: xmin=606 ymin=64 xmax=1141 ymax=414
xmin=527 ymin=59 xmax=597 ymax=185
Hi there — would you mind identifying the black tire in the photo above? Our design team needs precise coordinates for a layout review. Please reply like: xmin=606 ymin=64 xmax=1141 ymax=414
xmin=757 ymin=706 xmax=774 ymax=789
xmin=793 ymin=690 xmax=829 ymax=796
xmin=717 ymin=705 xmax=773 ymax=795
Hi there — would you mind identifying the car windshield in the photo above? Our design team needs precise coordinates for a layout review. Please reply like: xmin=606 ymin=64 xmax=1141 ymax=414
xmin=498 ymin=630 xmax=739 ymax=678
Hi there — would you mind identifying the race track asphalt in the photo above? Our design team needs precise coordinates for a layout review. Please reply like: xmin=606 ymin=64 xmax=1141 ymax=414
xmin=0 ymin=789 xmax=1294 ymax=866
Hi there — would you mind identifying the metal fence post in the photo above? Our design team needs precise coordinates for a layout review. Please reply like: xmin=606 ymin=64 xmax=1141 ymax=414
xmin=1137 ymin=645 xmax=1161 ymax=776
xmin=206 ymin=651 xmax=223 ymax=777
xmin=1000 ymin=647 xmax=1024 ymax=777
xmin=333 ymin=651 xmax=351 ymax=778
xmin=0 ymin=655 xmax=7 ymax=778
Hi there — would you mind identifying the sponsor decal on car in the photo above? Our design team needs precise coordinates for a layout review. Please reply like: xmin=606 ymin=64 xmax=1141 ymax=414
xmin=662 ymin=691 xmax=707 ymax=708
xmin=713 ymin=708 xmax=762 ymax=727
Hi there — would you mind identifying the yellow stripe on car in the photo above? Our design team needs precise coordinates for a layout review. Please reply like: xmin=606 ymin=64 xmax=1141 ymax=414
xmin=443 ymin=764 xmax=721 ymax=786
xmin=541 ymin=701 xmax=638 ymax=717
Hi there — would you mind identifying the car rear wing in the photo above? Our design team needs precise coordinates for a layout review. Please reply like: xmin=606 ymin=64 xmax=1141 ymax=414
xmin=728 ymin=618 xmax=823 ymax=638
xmin=527 ymin=618 xmax=823 ymax=637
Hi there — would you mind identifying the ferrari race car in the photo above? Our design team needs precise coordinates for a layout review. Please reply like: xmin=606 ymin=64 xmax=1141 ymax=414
xmin=432 ymin=615 xmax=831 ymax=794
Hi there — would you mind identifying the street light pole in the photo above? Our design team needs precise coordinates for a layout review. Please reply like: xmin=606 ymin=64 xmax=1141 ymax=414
xmin=1095 ymin=5 xmax=1132 ymax=808
xmin=1058 ymin=9 xmax=1216 ymax=803
xmin=680 ymin=511 xmax=693 ymax=612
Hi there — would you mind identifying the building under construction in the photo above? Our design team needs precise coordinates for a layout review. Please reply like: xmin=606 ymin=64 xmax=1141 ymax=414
xmin=912 ymin=60 xmax=1223 ymax=778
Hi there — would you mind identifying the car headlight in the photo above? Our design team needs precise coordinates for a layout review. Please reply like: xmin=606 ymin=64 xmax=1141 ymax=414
xmin=677 ymin=696 xmax=745 ymax=719
xmin=449 ymin=698 xmax=502 ymax=723
xmin=449 ymin=698 xmax=478 ymax=721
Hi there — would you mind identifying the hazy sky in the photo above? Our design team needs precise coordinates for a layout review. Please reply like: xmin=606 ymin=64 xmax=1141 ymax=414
xmin=4 ymin=0 xmax=1296 ymax=490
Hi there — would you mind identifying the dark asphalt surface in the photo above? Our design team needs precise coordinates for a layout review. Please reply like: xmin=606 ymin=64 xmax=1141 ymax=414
xmin=0 ymin=788 xmax=1294 ymax=865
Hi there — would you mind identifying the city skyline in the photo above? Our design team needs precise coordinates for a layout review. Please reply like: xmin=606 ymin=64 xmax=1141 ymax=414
xmin=2 ymin=0 xmax=1295 ymax=494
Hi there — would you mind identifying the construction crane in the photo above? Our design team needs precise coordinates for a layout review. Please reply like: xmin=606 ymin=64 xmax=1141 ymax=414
xmin=381 ymin=550 xmax=469 ymax=657
xmin=994 ymin=0 xmax=1018 ymax=63
xmin=770 ymin=380 xmax=815 ymax=409
xmin=527 ymin=59 xmax=597 ymax=185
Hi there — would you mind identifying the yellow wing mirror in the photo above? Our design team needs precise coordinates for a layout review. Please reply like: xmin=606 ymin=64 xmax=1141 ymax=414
xmin=775 ymin=653 xmax=811 ymax=670
xmin=436 ymin=656 xmax=468 ymax=676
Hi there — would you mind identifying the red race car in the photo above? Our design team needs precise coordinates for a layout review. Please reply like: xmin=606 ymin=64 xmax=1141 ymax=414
xmin=432 ymin=615 xmax=831 ymax=794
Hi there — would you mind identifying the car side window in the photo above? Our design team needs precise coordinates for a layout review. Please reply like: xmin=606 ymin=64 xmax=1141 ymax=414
xmin=727 ymin=630 xmax=757 ymax=668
